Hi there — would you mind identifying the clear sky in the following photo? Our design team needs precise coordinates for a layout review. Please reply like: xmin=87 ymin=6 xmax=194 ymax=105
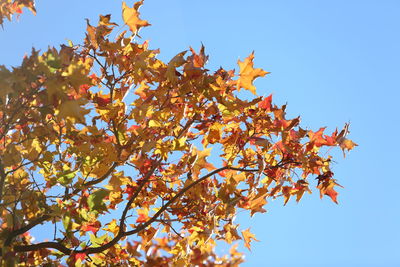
xmin=1 ymin=0 xmax=399 ymax=266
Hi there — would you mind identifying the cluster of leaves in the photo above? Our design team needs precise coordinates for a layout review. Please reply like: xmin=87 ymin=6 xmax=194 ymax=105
xmin=0 ymin=0 xmax=35 ymax=26
xmin=0 ymin=1 xmax=356 ymax=266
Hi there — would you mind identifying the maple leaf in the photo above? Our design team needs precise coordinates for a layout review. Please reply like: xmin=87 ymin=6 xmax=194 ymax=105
xmin=103 ymin=219 xmax=120 ymax=236
xmin=86 ymin=20 xmax=99 ymax=49
xmin=308 ymin=127 xmax=328 ymax=147
xmin=189 ymin=44 xmax=208 ymax=68
xmin=334 ymin=123 xmax=357 ymax=156
xmin=88 ymin=189 xmax=110 ymax=213
xmin=191 ymin=147 xmax=215 ymax=177
xmin=241 ymin=228 xmax=259 ymax=250
xmin=184 ymin=45 xmax=209 ymax=78
xmin=166 ymin=51 xmax=187 ymax=83
xmin=237 ymin=52 xmax=269 ymax=94
xmin=122 ymin=0 xmax=150 ymax=34
xmin=224 ymin=224 xmax=242 ymax=244
xmin=136 ymin=208 xmax=150 ymax=223
xmin=57 ymin=99 xmax=90 ymax=123
xmin=74 ymin=253 xmax=86 ymax=261
xmin=317 ymin=173 xmax=343 ymax=204
xmin=80 ymin=221 xmax=101 ymax=234
xmin=95 ymin=94 xmax=111 ymax=107
xmin=258 ymin=94 xmax=273 ymax=111
xmin=339 ymin=138 xmax=357 ymax=151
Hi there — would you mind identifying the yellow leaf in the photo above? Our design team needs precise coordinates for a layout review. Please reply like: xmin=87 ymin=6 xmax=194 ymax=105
xmin=237 ymin=52 xmax=269 ymax=94
xmin=62 ymin=60 xmax=91 ymax=90
xmin=24 ymin=138 xmax=42 ymax=161
xmin=122 ymin=1 xmax=150 ymax=33
xmin=173 ymin=136 xmax=187 ymax=150
xmin=105 ymin=172 xmax=130 ymax=191
xmin=45 ymin=77 xmax=67 ymax=101
xmin=148 ymin=119 xmax=162 ymax=127
xmin=103 ymin=219 xmax=119 ymax=236
xmin=224 ymin=224 xmax=241 ymax=244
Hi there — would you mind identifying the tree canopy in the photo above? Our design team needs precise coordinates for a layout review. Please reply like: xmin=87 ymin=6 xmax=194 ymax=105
xmin=0 ymin=1 xmax=356 ymax=266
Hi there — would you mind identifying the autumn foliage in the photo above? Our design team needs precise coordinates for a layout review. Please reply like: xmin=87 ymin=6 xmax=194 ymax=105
xmin=0 ymin=0 xmax=35 ymax=26
xmin=0 ymin=1 xmax=356 ymax=266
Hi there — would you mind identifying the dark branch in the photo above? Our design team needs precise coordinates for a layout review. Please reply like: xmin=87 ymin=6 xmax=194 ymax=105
xmin=0 ymin=159 xmax=7 ymax=204
xmin=119 ymin=162 xmax=160 ymax=230
xmin=3 ymin=162 xmax=294 ymax=256
xmin=5 ymin=215 xmax=52 ymax=246
xmin=14 ymin=241 xmax=71 ymax=255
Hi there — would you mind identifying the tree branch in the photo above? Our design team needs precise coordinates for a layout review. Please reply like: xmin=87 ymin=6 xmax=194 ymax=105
xmin=119 ymin=162 xmax=160 ymax=230
xmin=124 ymin=166 xmax=229 ymax=236
xmin=14 ymin=241 xmax=71 ymax=255
xmin=71 ymin=162 xmax=118 ymax=196
xmin=5 ymin=215 xmax=52 ymax=246
xmin=0 ymin=159 xmax=7 ymax=204
xmin=3 ymin=161 xmax=119 ymax=246
xmin=3 ymin=162 xmax=293 ymax=256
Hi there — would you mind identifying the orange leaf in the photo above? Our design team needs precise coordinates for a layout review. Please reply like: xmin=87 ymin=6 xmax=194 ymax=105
xmin=189 ymin=45 xmax=208 ymax=68
xmin=237 ymin=52 xmax=269 ymax=94
xmin=136 ymin=208 xmax=149 ymax=223
xmin=241 ymin=228 xmax=259 ymax=250
xmin=308 ymin=127 xmax=327 ymax=147
xmin=122 ymin=1 xmax=150 ymax=33
xmin=338 ymin=138 xmax=358 ymax=155
xmin=317 ymin=174 xmax=343 ymax=204
xmin=324 ymin=187 xmax=339 ymax=204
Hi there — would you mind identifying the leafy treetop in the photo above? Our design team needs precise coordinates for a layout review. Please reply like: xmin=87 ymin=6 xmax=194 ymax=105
xmin=0 ymin=1 xmax=356 ymax=266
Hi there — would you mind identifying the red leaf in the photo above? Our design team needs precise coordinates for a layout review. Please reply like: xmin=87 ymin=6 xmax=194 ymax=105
xmin=96 ymin=96 xmax=111 ymax=106
xmin=324 ymin=187 xmax=339 ymax=204
xmin=12 ymin=3 xmax=23 ymax=14
xmin=81 ymin=222 xmax=100 ymax=234
xmin=74 ymin=253 xmax=86 ymax=261
xmin=258 ymin=94 xmax=272 ymax=111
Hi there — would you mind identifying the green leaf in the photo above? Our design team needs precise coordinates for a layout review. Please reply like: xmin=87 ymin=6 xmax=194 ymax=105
xmin=62 ymin=214 xmax=72 ymax=231
xmin=57 ymin=165 xmax=77 ymax=185
xmin=88 ymin=189 xmax=109 ymax=213
xmin=45 ymin=52 xmax=61 ymax=71
xmin=89 ymin=233 xmax=108 ymax=247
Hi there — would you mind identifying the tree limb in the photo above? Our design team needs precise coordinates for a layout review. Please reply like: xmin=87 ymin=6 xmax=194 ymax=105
xmin=0 ymin=159 xmax=7 ymax=204
xmin=2 ymin=162 xmax=293 ymax=256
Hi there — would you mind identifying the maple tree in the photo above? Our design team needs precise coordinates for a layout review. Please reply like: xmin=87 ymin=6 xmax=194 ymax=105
xmin=0 ymin=1 xmax=357 ymax=266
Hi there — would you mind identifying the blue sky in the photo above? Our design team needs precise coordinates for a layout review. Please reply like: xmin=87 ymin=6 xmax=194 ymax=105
xmin=1 ymin=0 xmax=399 ymax=266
